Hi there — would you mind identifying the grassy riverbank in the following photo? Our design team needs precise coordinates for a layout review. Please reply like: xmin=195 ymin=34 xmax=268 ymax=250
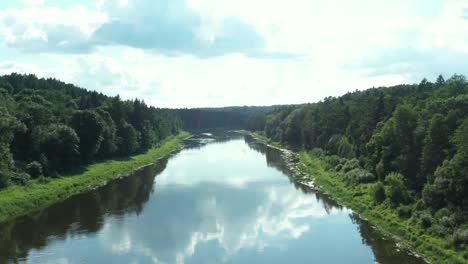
xmin=0 ymin=131 xmax=190 ymax=223
xmin=240 ymin=130 xmax=466 ymax=264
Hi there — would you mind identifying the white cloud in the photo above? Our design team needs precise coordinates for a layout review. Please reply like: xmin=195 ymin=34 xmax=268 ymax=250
xmin=0 ymin=0 xmax=467 ymax=107
xmin=0 ymin=5 xmax=106 ymax=53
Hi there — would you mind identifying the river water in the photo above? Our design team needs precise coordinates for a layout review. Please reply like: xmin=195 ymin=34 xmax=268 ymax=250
xmin=0 ymin=132 xmax=426 ymax=264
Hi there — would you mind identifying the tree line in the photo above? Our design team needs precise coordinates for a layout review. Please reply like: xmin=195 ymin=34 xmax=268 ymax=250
xmin=246 ymin=74 xmax=468 ymax=252
xmin=0 ymin=73 xmax=181 ymax=187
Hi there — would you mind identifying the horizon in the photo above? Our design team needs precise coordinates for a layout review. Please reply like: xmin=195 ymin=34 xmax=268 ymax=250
xmin=0 ymin=0 xmax=467 ymax=108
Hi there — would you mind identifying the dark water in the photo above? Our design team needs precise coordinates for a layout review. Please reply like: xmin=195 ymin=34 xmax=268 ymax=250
xmin=0 ymin=132 xmax=426 ymax=264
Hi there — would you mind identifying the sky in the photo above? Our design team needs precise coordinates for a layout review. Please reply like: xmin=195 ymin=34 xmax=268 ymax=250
xmin=0 ymin=0 xmax=467 ymax=108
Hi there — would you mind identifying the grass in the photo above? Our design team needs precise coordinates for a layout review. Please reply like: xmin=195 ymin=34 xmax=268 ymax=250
xmin=0 ymin=131 xmax=190 ymax=223
xmin=242 ymin=130 xmax=466 ymax=264
xmin=238 ymin=130 xmax=284 ymax=149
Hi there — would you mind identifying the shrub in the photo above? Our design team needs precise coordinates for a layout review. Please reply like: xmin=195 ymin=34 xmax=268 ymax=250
xmin=335 ymin=164 xmax=343 ymax=172
xmin=26 ymin=161 xmax=43 ymax=179
xmin=419 ymin=213 xmax=433 ymax=229
xmin=372 ymin=182 xmax=386 ymax=204
xmin=0 ymin=169 xmax=10 ymax=188
xmin=342 ymin=158 xmax=360 ymax=173
xmin=344 ymin=168 xmax=376 ymax=185
xmin=434 ymin=208 xmax=451 ymax=220
xmin=397 ymin=205 xmax=412 ymax=219
xmin=385 ymin=172 xmax=409 ymax=207
xmin=414 ymin=200 xmax=426 ymax=211
xmin=10 ymin=172 xmax=30 ymax=185
xmin=451 ymin=228 xmax=468 ymax=249
xmin=324 ymin=155 xmax=341 ymax=169
xmin=37 ymin=176 xmax=51 ymax=184
xmin=310 ymin=148 xmax=324 ymax=158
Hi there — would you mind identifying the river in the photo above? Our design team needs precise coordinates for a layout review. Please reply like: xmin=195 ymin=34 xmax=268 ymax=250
xmin=0 ymin=132 xmax=426 ymax=264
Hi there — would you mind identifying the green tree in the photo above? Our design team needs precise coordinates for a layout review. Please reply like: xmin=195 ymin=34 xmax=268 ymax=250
xmin=372 ymin=181 xmax=386 ymax=204
xmin=71 ymin=110 xmax=105 ymax=162
xmin=0 ymin=107 xmax=25 ymax=187
xmin=424 ymin=118 xmax=468 ymax=211
xmin=35 ymin=124 xmax=80 ymax=173
xmin=117 ymin=121 xmax=140 ymax=155
xmin=385 ymin=172 xmax=409 ymax=207
xmin=420 ymin=114 xmax=449 ymax=182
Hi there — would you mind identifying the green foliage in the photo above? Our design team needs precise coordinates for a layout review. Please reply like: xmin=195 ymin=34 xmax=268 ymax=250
xmin=342 ymin=158 xmax=360 ymax=173
xmin=420 ymin=113 xmax=449 ymax=181
xmin=0 ymin=170 xmax=10 ymax=188
xmin=0 ymin=132 xmax=188 ymax=223
xmin=117 ymin=120 xmax=140 ymax=155
xmin=253 ymin=74 xmax=467 ymax=262
xmin=424 ymin=118 xmax=468 ymax=212
xmin=419 ymin=212 xmax=433 ymax=229
xmin=71 ymin=110 xmax=105 ymax=162
xmin=397 ymin=205 xmax=412 ymax=219
xmin=10 ymin=172 xmax=30 ymax=186
xmin=0 ymin=73 xmax=182 ymax=186
xmin=26 ymin=161 xmax=43 ymax=179
xmin=245 ymin=112 xmax=267 ymax=131
xmin=327 ymin=134 xmax=355 ymax=158
xmin=372 ymin=182 xmax=386 ymax=203
xmin=385 ymin=172 xmax=409 ymax=207
xmin=344 ymin=168 xmax=375 ymax=184
xmin=451 ymin=228 xmax=468 ymax=249
xmin=34 ymin=124 xmax=80 ymax=173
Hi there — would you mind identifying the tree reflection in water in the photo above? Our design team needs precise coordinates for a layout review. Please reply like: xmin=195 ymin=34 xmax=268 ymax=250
xmin=0 ymin=158 xmax=168 ymax=263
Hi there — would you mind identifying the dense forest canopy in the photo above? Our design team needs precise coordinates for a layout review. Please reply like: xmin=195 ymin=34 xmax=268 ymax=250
xmin=245 ymin=74 xmax=468 ymax=254
xmin=176 ymin=106 xmax=285 ymax=130
xmin=0 ymin=73 xmax=182 ymax=186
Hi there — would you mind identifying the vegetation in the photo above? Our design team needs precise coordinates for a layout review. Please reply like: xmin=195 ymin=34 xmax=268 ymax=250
xmin=0 ymin=131 xmax=189 ymax=223
xmin=245 ymin=74 xmax=468 ymax=263
xmin=0 ymin=73 xmax=182 ymax=188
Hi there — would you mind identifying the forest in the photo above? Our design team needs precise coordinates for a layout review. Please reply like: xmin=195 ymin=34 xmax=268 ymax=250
xmin=245 ymin=74 xmax=468 ymax=259
xmin=0 ymin=73 xmax=182 ymax=188
xmin=1 ymin=72 xmax=467 ymax=261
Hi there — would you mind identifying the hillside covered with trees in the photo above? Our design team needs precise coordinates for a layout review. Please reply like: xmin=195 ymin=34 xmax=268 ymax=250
xmin=245 ymin=74 xmax=468 ymax=261
xmin=0 ymin=74 xmax=182 ymax=188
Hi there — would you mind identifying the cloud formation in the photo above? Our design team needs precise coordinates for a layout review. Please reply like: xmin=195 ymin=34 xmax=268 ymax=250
xmin=92 ymin=0 xmax=285 ymax=57
xmin=0 ymin=0 xmax=467 ymax=107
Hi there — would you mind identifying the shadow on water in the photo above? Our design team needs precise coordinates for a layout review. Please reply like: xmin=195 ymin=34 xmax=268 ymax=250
xmin=0 ymin=159 xmax=168 ymax=263
xmin=350 ymin=214 xmax=425 ymax=264
xmin=244 ymin=136 xmax=344 ymax=212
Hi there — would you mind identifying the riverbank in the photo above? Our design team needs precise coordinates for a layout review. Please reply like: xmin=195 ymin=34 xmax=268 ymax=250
xmin=0 ymin=131 xmax=190 ymax=223
xmin=240 ymin=130 xmax=466 ymax=264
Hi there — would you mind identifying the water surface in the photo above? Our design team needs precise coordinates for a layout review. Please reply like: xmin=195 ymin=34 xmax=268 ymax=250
xmin=0 ymin=132 xmax=426 ymax=264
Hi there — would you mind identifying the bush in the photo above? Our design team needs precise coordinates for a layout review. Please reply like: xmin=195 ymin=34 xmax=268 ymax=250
xmin=0 ymin=169 xmax=10 ymax=188
xmin=397 ymin=205 xmax=412 ymax=219
xmin=422 ymin=183 xmax=445 ymax=211
xmin=335 ymin=164 xmax=343 ymax=172
xmin=10 ymin=172 xmax=30 ymax=185
xmin=419 ymin=213 xmax=433 ymax=229
xmin=37 ymin=176 xmax=51 ymax=184
xmin=385 ymin=172 xmax=409 ymax=207
xmin=372 ymin=182 xmax=386 ymax=204
xmin=310 ymin=148 xmax=325 ymax=158
xmin=344 ymin=168 xmax=375 ymax=184
xmin=434 ymin=208 xmax=451 ymax=220
xmin=26 ymin=161 xmax=43 ymax=179
xmin=324 ymin=155 xmax=341 ymax=169
xmin=414 ymin=200 xmax=426 ymax=211
xmin=451 ymin=228 xmax=468 ymax=249
xmin=342 ymin=159 xmax=360 ymax=173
